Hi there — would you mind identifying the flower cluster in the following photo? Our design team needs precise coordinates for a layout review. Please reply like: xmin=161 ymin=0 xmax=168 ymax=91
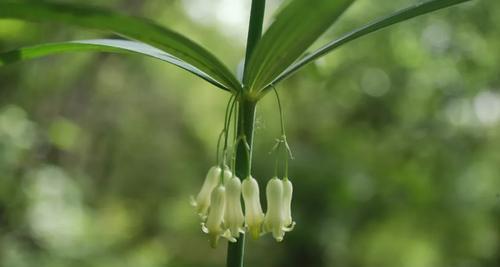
xmin=192 ymin=90 xmax=294 ymax=247
xmin=191 ymin=166 xmax=295 ymax=247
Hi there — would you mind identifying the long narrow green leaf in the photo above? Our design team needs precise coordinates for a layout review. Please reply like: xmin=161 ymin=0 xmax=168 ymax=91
xmin=0 ymin=39 xmax=229 ymax=89
xmin=243 ymin=0 xmax=355 ymax=92
xmin=242 ymin=0 xmax=266 ymax=80
xmin=0 ymin=2 xmax=240 ymax=91
xmin=271 ymin=0 xmax=472 ymax=86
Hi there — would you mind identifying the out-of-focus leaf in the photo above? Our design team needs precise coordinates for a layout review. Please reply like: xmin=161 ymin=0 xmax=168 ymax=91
xmin=0 ymin=39 xmax=230 ymax=89
xmin=271 ymin=0 xmax=472 ymax=85
xmin=243 ymin=0 xmax=355 ymax=93
xmin=0 ymin=2 xmax=241 ymax=91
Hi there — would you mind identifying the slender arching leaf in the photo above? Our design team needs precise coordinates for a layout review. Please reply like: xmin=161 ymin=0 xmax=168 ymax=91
xmin=270 ymin=0 xmax=472 ymax=86
xmin=0 ymin=2 xmax=241 ymax=91
xmin=242 ymin=0 xmax=266 ymax=79
xmin=0 ymin=39 xmax=229 ymax=89
xmin=243 ymin=0 xmax=355 ymax=92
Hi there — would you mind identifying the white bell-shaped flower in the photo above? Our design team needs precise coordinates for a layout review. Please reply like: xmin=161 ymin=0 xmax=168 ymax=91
xmin=242 ymin=176 xmax=265 ymax=239
xmin=282 ymin=178 xmax=294 ymax=227
xmin=264 ymin=177 xmax=286 ymax=241
xmin=201 ymin=185 xmax=235 ymax=248
xmin=191 ymin=166 xmax=221 ymax=218
xmin=263 ymin=177 xmax=295 ymax=242
xmin=224 ymin=176 xmax=244 ymax=238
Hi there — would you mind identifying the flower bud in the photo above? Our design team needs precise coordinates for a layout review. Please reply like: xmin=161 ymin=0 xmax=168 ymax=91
xmin=242 ymin=176 xmax=264 ymax=239
xmin=222 ymin=167 xmax=232 ymax=185
xmin=202 ymin=185 xmax=235 ymax=248
xmin=264 ymin=177 xmax=285 ymax=242
xmin=191 ymin=166 xmax=221 ymax=218
xmin=282 ymin=178 xmax=293 ymax=227
xmin=224 ymin=176 xmax=244 ymax=238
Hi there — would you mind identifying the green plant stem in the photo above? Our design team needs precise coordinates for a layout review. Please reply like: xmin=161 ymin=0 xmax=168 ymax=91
xmin=227 ymin=0 xmax=264 ymax=266
xmin=226 ymin=97 xmax=256 ymax=267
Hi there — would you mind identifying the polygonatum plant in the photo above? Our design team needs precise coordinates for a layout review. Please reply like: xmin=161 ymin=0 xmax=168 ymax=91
xmin=0 ymin=0 xmax=473 ymax=266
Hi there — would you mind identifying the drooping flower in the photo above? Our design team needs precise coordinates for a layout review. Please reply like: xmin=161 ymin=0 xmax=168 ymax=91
xmin=224 ymin=176 xmax=244 ymax=238
xmin=242 ymin=176 xmax=265 ymax=239
xmin=191 ymin=166 xmax=221 ymax=218
xmin=264 ymin=177 xmax=285 ymax=241
xmin=201 ymin=185 xmax=235 ymax=248
xmin=282 ymin=177 xmax=295 ymax=227
xmin=264 ymin=177 xmax=295 ymax=242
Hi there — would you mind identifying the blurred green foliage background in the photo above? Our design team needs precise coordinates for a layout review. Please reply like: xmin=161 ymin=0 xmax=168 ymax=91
xmin=0 ymin=0 xmax=499 ymax=266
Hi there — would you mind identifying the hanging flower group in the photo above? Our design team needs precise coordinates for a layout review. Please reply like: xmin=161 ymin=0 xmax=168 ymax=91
xmin=191 ymin=90 xmax=295 ymax=248
xmin=192 ymin=168 xmax=295 ymax=247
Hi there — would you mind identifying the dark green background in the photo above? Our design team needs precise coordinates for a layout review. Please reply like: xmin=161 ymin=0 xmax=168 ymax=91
xmin=0 ymin=0 xmax=498 ymax=266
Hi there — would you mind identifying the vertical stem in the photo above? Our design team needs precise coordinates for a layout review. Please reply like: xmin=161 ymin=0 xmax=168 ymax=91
xmin=226 ymin=98 xmax=256 ymax=267
xmin=227 ymin=0 xmax=264 ymax=266
xmin=235 ymin=99 xmax=257 ymax=177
